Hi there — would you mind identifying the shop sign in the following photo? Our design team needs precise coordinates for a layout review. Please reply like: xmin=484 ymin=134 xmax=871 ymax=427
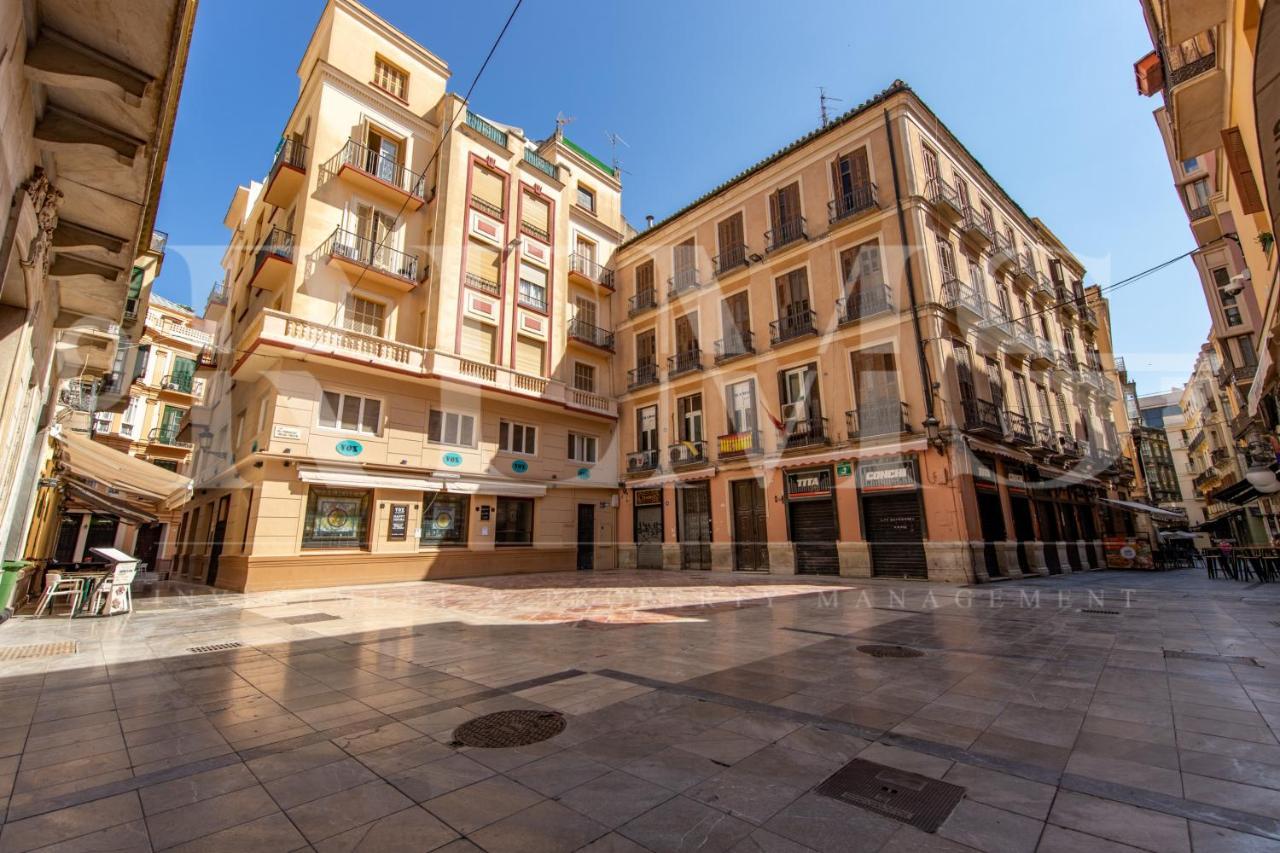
xmin=479 ymin=505 xmax=491 ymax=521
xmin=1104 ymin=536 xmax=1153 ymax=570
xmin=836 ymin=461 xmax=853 ymax=477
xmin=273 ymin=425 xmax=302 ymax=440
xmin=442 ymin=452 xmax=462 ymax=467
xmin=785 ymin=468 xmax=833 ymax=499
xmin=335 ymin=439 xmax=363 ymax=457
xmin=1005 ymin=470 xmax=1027 ymax=495
xmin=857 ymin=456 xmax=917 ymax=491
xmin=511 ymin=459 xmax=528 ymax=474
xmin=577 ymin=467 xmax=591 ymax=480
xmin=388 ymin=504 xmax=408 ymax=540
xmin=634 ymin=487 xmax=662 ymax=506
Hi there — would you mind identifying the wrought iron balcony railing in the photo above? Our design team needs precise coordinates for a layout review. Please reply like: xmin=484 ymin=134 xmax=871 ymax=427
xmin=324 ymin=228 xmax=420 ymax=282
xmin=569 ymin=252 xmax=615 ymax=288
xmin=829 ymin=183 xmax=878 ymax=224
xmin=961 ymin=398 xmax=1003 ymax=434
xmin=959 ymin=207 xmax=993 ymax=244
xmin=669 ymin=440 xmax=707 ymax=468
xmin=779 ymin=416 xmax=829 ymax=450
xmin=628 ymin=363 xmax=660 ymax=389
xmin=990 ymin=232 xmax=1017 ymax=269
xmin=667 ymin=267 xmax=701 ymax=298
xmin=712 ymin=244 xmax=749 ymax=276
xmin=328 ymin=138 xmax=427 ymax=198
xmin=714 ymin=331 xmax=754 ymax=363
xmin=464 ymin=272 xmax=500 ymax=295
xmin=926 ymin=178 xmax=963 ymax=218
xmin=770 ymin=309 xmax=817 ymax=344
xmin=942 ymin=279 xmax=986 ymax=318
xmin=161 ymin=374 xmax=194 ymax=394
xmin=522 ymin=147 xmax=559 ymax=180
xmin=1005 ymin=410 xmax=1033 ymax=444
xmin=567 ymin=318 xmax=614 ymax=350
xmin=464 ymin=110 xmax=509 ymax=148
xmin=667 ymin=349 xmax=704 ymax=377
xmin=847 ymin=401 xmax=909 ymax=439
xmin=765 ymin=216 xmax=807 ymax=252
xmin=254 ymin=227 xmax=294 ymax=271
xmin=628 ymin=289 xmax=657 ymax=316
xmin=837 ymin=284 xmax=894 ymax=324
xmin=270 ymin=137 xmax=307 ymax=179
xmin=627 ymin=449 xmax=659 ymax=474
xmin=148 ymin=427 xmax=191 ymax=448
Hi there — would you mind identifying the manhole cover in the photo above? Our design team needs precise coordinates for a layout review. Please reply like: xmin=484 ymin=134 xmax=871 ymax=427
xmin=187 ymin=642 xmax=244 ymax=653
xmin=0 ymin=641 xmax=77 ymax=661
xmin=277 ymin=613 xmax=340 ymax=625
xmin=815 ymin=758 xmax=964 ymax=832
xmin=856 ymin=644 xmax=923 ymax=659
xmin=452 ymin=710 xmax=566 ymax=748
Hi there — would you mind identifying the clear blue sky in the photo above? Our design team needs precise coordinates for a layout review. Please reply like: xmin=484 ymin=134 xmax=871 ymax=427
xmin=153 ymin=0 xmax=1205 ymax=394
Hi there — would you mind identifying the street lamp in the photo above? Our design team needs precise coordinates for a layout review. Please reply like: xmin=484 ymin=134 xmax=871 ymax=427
xmin=1245 ymin=433 xmax=1280 ymax=493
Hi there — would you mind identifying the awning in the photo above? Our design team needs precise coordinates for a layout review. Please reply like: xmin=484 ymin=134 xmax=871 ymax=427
xmin=1210 ymin=475 xmax=1268 ymax=506
xmin=775 ymin=438 xmax=928 ymax=470
xmin=1101 ymin=498 xmax=1185 ymax=519
xmin=297 ymin=466 xmax=548 ymax=498
xmin=53 ymin=429 xmax=191 ymax=522
xmin=965 ymin=436 xmax=1033 ymax=465
xmin=64 ymin=482 xmax=155 ymax=526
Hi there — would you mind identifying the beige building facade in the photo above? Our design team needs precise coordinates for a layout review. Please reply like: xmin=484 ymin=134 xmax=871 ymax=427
xmin=613 ymin=83 xmax=1137 ymax=583
xmin=176 ymin=0 xmax=624 ymax=591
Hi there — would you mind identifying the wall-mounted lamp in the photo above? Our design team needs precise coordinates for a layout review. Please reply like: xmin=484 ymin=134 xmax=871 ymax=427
xmin=924 ymin=416 xmax=948 ymax=454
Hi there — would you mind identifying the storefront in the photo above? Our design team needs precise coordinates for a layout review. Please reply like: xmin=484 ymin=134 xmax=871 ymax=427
xmin=1006 ymin=470 xmax=1037 ymax=574
xmin=783 ymin=468 xmax=839 ymax=575
xmin=633 ymin=486 xmax=664 ymax=570
xmin=971 ymin=455 xmax=1006 ymax=576
xmin=858 ymin=455 xmax=926 ymax=578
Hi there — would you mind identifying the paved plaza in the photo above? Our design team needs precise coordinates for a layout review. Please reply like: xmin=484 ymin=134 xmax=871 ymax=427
xmin=0 ymin=568 xmax=1278 ymax=851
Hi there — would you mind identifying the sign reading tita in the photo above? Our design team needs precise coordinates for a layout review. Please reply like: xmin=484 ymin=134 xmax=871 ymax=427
xmin=785 ymin=468 xmax=833 ymax=499
xmin=857 ymin=456 xmax=918 ymax=492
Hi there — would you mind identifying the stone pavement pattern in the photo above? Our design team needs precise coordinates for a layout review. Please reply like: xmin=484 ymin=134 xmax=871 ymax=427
xmin=0 ymin=568 xmax=1277 ymax=851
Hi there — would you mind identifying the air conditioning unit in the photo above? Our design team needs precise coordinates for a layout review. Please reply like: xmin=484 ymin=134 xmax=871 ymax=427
xmin=782 ymin=402 xmax=806 ymax=422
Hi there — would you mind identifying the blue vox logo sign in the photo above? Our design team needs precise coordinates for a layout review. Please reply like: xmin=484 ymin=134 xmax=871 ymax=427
xmin=335 ymin=439 xmax=363 ymax=457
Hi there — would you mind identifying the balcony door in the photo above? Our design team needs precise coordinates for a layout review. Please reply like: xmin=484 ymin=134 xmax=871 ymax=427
xmin=716 ymin=213 xmax=744 ymax=268
xmin=675 ymin=312 xmax=698 ymax=358
xmin=637 ymin=405 xmax=658 ymax=454
xmin=769 ymin=181 xmax=802 ymax=233
xmin=677 ymin=394 xmax=703 ymax=443
xmin=574 ymin=296 xmax=597 ymax=329
xmin=984 ymin=358 xmax=1006 ymax=411
xmin=365 ymin=127 xmax=402 ymax=185
xmin=727 ymin=380 xmax=757 ymax=435
xmin=352 ymin=203 xmax=396 ymax=267
xmin=159 ymin=405 xmax=183 ymax=441
xmin=840 ymin=241 xmax=883 ymax=311
xmin=636 ymin=329 xmax=656 ymax=375
xmin=955 ymin=341 xmax=977 ymax=412
xmin=851 ymin=345 xmax=898 ymax=435
xmin=832 ymin=147 xmax=870 ymax=209
xmin=576 ymin=235 xmax=596 ymax=266
xmin=780 ymin=364 xmax=821 ymax=429
xmin=722 ymin=292 xmax=750 ymax=353
xmin=775 ymin=268 xmax=810 ymax=320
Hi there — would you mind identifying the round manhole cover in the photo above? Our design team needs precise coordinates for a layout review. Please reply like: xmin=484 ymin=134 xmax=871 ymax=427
xmin=856 ymin=644 xmax=924 ymax=659
xmin=452 ymin=710 xmax=567 ymax=748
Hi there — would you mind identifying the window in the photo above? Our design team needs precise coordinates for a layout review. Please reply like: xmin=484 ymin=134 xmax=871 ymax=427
xmin=576 ymin=184 xmax=596 ymax=212
xmin=496 ymin=497 xmax=534 ymax=546
xmin=1185 ymin=178 xmax=1211 ymax=213
xmin=726 ymin=380 xmax=757 ymax=433
xmin=518 ymin=264 xmax=547 ymax=312
xmin=427 ymin=409 xmax=476 ymax=447
xmin=574 ymin=362 xmax=596 ymax=392
xmin=499 ymin=420 xmax=537 ymax=454
xmin=465 ymin=240 xmax=501 ymax=291
xmin=521 ymin=193 xmax=550 ymax=241
xmin=1182 ymin=157 xmax=1200 ymax=174
xmin=677 ymin=393 xmax=704 ymax=442
xmin=569 ymin=432 xmax=598 ymax=462
xmin=420 ymin=492 xmax=468 ymax=546
xmin=373 ymin=56 xmax=407 ymax=99
xmin=1225 ymin=306 xmax=1243 ymax=326
xmin=303 ymin=488 xmax=371 ymax=549
xmin=472 ymin=165 xmax=505 ymax=217
xmin=840 ymin=240 xmax=884 ymax=298
xmin=344 ymin=295 xmax=385 ymax=337
xmin=320 ymin=391 xmax=381 ymax=435
xmin=637 ymin=405 xmax=659 ymax=452
xmin=635 ymin=259 xmax=655 ymax=298
xmin=514 ymin=335 xmax=544 ymax=375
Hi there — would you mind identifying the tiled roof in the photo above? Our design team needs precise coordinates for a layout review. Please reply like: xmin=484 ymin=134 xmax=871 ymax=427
xmin=148 ymin=293 xmax=196 ymax=315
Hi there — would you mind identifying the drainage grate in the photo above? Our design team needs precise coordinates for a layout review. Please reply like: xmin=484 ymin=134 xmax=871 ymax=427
xmin=1163 ymin=649 xmax=1261 ymax=667
xmin=187 ymin=642 xmax=244 ymax=653
xmin=1079 ymin=609 xmax=1120 ymax=615
xmin=451 ymin=710 xmax=567 ymax=748
xmin=815 ymin=758 xmax=965 ymax=832
xmin=277 ymin=613 xmax=341 ymax=625
xmin=857 ymin=644 xmax=924 ymax=659
xmin=0 ymin=641 xmax=78 ymax=661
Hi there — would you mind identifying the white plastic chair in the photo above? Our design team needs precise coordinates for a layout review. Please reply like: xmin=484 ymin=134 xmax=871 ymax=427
xmin=33 ymin=571 xmax=84 ymax=618
xmin=90 ymin=564 xmax=136 ymax=616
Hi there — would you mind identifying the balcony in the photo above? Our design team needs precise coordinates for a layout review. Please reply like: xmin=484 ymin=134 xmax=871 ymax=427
xmin=326 ymin=139 xmax=427 ymax=210
xmin=926 ymin=178 xmax=964 ymax=223
xmin=718 ymin=429 xmax=762 ymax=460
xmin=464 ymin=110 xmax=509 ymax=149
xmin=207 ymin=280 xmax=229 ymax=307
xmin=714 ymin=331 xmax=754 ymax=364
xmin=765 ymin=216 xmax=807 ymax=253
xmin=770 ymin=309 xmax=818 ymax=345
xmin=667 ymin=349 xmax=704 ymax=378
xmin=250 ymin=227 xmax=294 ymax=291
xmin=517 ymin=287 xmax=547 ymax=313
xmin=59 ymin=383 xmax=97 ymax=413
xmin=627 ymin=449 xmax=660 ymax=475
xmin=712 ymin=244 xmax=749 ymax=277
xmin=160 ymin=374 xmax=195 ymax=396
xmin=520 ymin=219 xmax=549 ymax=243
xmin=779 ymin=416 xmax=829 ymax=451
xmin=667 ymin=267 xmax=702 ymax=300
xmin=628 ymin=363 xmax=660 ymax=390
xmin=569 ymin=253 xmax=615 ymax=290
xmin=1055 ymin=284 xmax=1079 ymax=315
xmin=1029 ymin=338 xmax=1055 ymax=369
xmin=1057 ymin=434 xmax=1083 ymax=459
xmin=961 ymin=398 xmax=1003 ymax=437
xmin=1079 ymin=304 xmax=1098 ymax=328
xmin=1005 ymin=323 xmax=1038 ymax=357
xmin=837 ymin=284 xmax=894 ymax=324
xmin=1192 ymin=467 xmax=1219 ymax=493
xmin=990 ymin=233 xmax=1017 ymax=272
xmin=323 ymin=228 xmax=421 ymax=290
xmin=828 ymin=183 xmax=878 ymax=225
xmin=941 ymin=278 xmax=985 ymax=323
xmin=522 ymin=147 xmax=559 ymax=181
xmin=628 ymin=289 xmax=657 ymax=317
xmin=958 ymin=208 xmax=993 ymax=249
xmin=1211 ymin=446 xmax=1232 ymax=466
xmin=147 ymin=427 xmax=192 ymax=450
xmin=1005 ymin=410 xmax=1034 ymax=445
xmin=669 ymin=440 xmax=708 ymax=469
xmin=1188 ymin=203 xmax=1213 ymax=221
xmin=1031 ymin=421 xmax=1057 ymax=455
xmin=464 ymin=272 xmax=500 ymax=296
xmin=1033 ymin=271 xmax=1055 ymax=301
xmin=264 ymin=137 xmax=308 ymax=208
xmin=1014 ymin=252 xmax=1037 ymax=289
xmin=567 ymin=318 xmax=614 ymax=351
xmin=149 ymin=229 xmax=168 ymax=255
xmin=847 ymin=401 xmax=909 ymax=440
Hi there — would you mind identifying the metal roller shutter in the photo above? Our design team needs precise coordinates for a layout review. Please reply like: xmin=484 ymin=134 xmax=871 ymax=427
xmin=864 ymin=492 xmax=926 ymax=578
xmin=789 ymin=501 xmax=839 ymax=575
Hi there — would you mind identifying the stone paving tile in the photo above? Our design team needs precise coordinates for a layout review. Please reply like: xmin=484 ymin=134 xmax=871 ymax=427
xmin=468 ymin=799 xmax=609 ymax=853
xmin=763 ymin=791 xmax=899 ymax=853
xmin=423 ymin=775 xmax=544 ymax=835
xmin=285 ymin=779 xmax=412 ymax=844
xmin=1187 ymin=820 xmax=1280 ymax=853
xmin=620 ymin=794 xmax=755 ymax=852
xmin=138 ymin=761 xmax=259 ymax=815
xmin=0 ymin=791 xmax=142 ymax=853
xmin=1047 ymin=790 xmax=1190 ymax=853
xmin=312 ymin=805 xmax=458 ymax=853
xmin=387 ymin=753 xmax=495 ymax=802
xmin=145 ymin=783 xmax=279 ymax=850
xmin=941 ymin=762 xmax=1057 ymax=821
xmin=937 ymin=799 xmax=1043 ymax=853
xmin=165 ymin=812 xmax=307 ymax=853
xmin=1035 ymin=825 xmax=1149 ymax=853
xmin=264 ymin=757 xmax=380 ymax=810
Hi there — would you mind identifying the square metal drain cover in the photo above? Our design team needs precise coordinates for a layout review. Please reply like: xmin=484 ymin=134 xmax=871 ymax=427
xmin=187 ymin=642 xmax=244 ymax=653
xmin=277 ymin=613 xmax=341 ymax=625
xmin=815 ymin=758 xmax=964 ymax=832
xmin=0 ymin=641 xmax=78 ymax=661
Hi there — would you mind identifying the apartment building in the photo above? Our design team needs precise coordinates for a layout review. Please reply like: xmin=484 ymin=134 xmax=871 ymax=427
xmin=1137 ymin=387 xmax=1203 ymax=523
xmin=174 ymin=0 xmax=624 ymax=591
xmin=0 ymin=0 xmax=195 ymax=564
xmin=612 ymin=82 xmax=1136 ymax=583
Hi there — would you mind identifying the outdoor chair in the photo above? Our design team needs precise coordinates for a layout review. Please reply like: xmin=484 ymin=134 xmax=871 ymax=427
xmin=33 ymin=571 xmax=84 ymax=618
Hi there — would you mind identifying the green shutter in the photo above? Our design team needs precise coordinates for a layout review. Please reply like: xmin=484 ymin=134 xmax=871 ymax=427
xmin=128 ymin=267 xmax=145 ymax=299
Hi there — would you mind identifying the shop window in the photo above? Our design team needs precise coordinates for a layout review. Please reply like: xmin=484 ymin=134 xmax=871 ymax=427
xmin=420 ymin=491 xmax=468 ymax=546
xmin=428 ymin=409 xmax=476 ymax=447
xmin=302 ymin=488 xmax=371 ymax=549
xmin=496 ymin=497 xmax=534 ymax=546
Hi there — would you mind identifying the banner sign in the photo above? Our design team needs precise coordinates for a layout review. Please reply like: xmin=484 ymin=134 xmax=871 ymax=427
xmin=785 ymin=468 xmax=833 ymax=499
xmin=857 ymin=456 xmax=917 ymax=492
xmin=634 ymin=488 xmax=663 ymax=506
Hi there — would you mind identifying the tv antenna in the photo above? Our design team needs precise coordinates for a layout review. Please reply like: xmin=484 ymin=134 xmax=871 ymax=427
xmin=818 ymin=86 xmax=842 ymax=126
xmin=605 ymin=131 xmax=629 ymax=172
xmin=555 ymin=112 xmax=576 ymax=137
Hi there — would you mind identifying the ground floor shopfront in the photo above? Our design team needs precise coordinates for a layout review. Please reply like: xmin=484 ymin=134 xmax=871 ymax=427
xmin=174 ymin=458 xmax=618 ymax=591
xmin=618 ymin=441 xmax=1129 ymax=583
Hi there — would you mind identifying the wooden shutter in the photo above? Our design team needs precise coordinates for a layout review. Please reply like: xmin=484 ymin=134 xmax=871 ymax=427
xmin=636 ymin=260 xmax=655 ymax=295
xmin=466 ymin=241 xmax=500 ymax=284
xmin=515 ymin=336 xmax=543 ymax=375
xmin=1221 ymin=127 xmax=1265 ymax=215
xmin=460 ymin=318 xmax=495 ymax=363
xmin=472 ymin=166 xmax=504 ymax=211
xmin=675 ymin=314 xmax=698 ymax=351
xmin=523 ymin=194 xmax=549 ymax=232
xmin=717 ymin=213 xmax=743 ymax=251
